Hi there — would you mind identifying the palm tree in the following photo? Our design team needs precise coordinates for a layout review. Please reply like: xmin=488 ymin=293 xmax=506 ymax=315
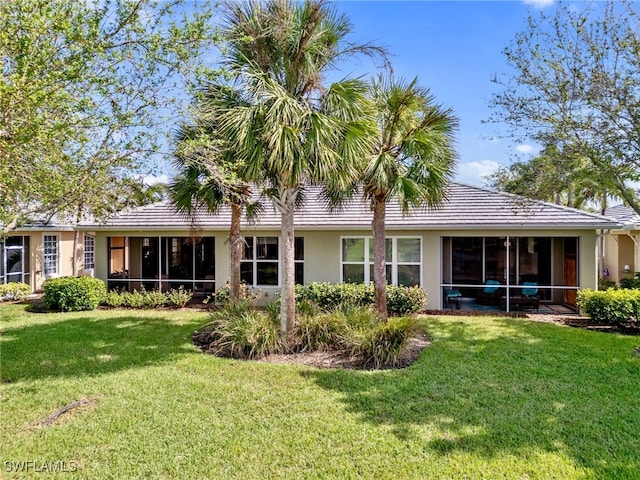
xmin=331 ymin=75 xmax=458 ymax=319
xmin=210 ymin=0 xmax=385 ymax=334
xmin=170 ymin=115 xmax=258 ymax=305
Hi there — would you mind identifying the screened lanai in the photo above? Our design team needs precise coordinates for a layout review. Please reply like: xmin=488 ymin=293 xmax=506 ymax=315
xmin=441 ymin=236 xmax=579 ymax=312
xmin=107 ymin=236 xmax=215 ymax=294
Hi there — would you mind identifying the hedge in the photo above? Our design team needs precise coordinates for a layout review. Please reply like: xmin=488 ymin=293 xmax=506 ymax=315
xmin=43 ymin=276 xmax=107 ymax=312
xmin=103 ymin=287 xmax=193 ymax=309
xmin=0 ymin=282 xmax=30 ymax=302
xmin=294 ymin=282 xmax=427 ymax=316
xmin=577 ymin=288 xmax=640 ymax=327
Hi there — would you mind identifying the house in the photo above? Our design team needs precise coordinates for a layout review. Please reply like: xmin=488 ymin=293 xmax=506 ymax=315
xmin=0 ymin=217 xmax=95 ymax=292
xmin=78 ymin=183 xmax=619 ymax=312
xmin=603 ymin=205 xmax=640 ymax=283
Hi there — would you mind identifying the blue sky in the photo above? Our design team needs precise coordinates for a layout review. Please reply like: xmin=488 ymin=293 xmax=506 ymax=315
xmin=330 ymin=0 xmax=555 ymax=186
xmin=156 ymin=0 xmax=558 ymax=187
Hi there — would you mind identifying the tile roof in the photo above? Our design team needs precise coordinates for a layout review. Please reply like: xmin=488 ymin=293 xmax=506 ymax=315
xmin=81 ymin=183 xmax=620 ymax=231
xmin=605 ymin=205 xmax=640 ymax=227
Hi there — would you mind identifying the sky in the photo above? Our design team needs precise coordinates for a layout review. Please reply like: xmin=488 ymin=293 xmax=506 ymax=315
xmin=156 ymin=0 xmax=558 ymax=188
xmin=329 ymin=0 xmax=554 ymax=187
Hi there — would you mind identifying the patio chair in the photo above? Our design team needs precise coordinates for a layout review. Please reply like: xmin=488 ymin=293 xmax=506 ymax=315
xmin=510 ymin=281 xmax=539 ymax=311
xmin=476 ymin=279 xmax=501 ymax=306
xmin=445 ymin=289 xmax=462 ymax=309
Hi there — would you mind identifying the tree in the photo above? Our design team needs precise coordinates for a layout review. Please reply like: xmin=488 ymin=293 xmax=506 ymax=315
xmin=330 ymin=75 xmax=457 ymax=319
xmin=0 ymin=0 xmax=216 ymax=235
xmin=210 ymin=0 xmax=385 ymax=334
xmin=170 ymin=88 xmax=261 ymax=304
xmin=486 ymin=144 xmax=617 ymax=214
xmin=490 ymin=0 xmax=640 ymax=215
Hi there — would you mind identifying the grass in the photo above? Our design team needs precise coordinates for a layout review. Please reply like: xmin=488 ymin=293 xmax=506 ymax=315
xmin=1 ymin=303 xmax=639 ymax=479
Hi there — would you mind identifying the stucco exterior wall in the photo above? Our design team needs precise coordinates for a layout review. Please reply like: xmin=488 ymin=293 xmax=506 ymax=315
xmin=91 ymin=227 xmax=599 ymax=309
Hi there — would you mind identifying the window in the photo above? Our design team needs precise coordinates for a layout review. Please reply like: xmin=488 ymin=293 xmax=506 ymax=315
xmin=108 ymin=237 xmax=127 ymax=278
xmin=1 ymin=236 xmax=30 ymax=284
xmin=241 ymin=237 xmax=279 ymax=286
xmin=295 ymin=236 xmax=304 ymax=285
xmin=84 ymin=235 xmax=95 ymax=270
xmin=43 ymin=235 xmax=59 ymax=276
xmin=240 ymin=236 xmax=304 ymax=287
xmin=341 ymin=237 xmax=421 ymax=286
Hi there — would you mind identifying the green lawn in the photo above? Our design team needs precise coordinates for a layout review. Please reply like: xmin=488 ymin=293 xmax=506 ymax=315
xmin=1 ymin=303 xmax=639 ymax=479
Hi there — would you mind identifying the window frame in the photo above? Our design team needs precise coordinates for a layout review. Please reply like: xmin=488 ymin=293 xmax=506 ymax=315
xmin=43 ymin=234 xmax=60 ymax=277
xmin=83 ymin=234 xmax=95 ymax=270
xmin=240 ymin=236 xmax=305 ymax=287
xmin=340 ymin=236 xmax=422 ymax=286
xmin=241 ymin=236 xmax=280 ymax=287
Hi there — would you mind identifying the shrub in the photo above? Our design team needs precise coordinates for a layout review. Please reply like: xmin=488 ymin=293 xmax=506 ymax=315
xmin=294 ymin=282 xmax=427 ymax=316
xmin=619 ymin=273 xmax=640 ymax=290
xmin=294 ymin=282 xmax=373 ymax=310
xmin=213 ymin=280 xmax=260 ymax=305
xmin=295 ymin=309 xmax=351 ymax=352
xmin=204 ymin=303 xmax=285 ymax=359
xmin=598 ymin=278 xmax=617 ymax=291
xmin=103 ymin=290 xmax=125 ymax=307
xmin=387 ymin=286 xmax=428 ymax=316
xmin=103 ymin=287 xmax=193 ymax=309
xmin=577 ymin=288 xmax=640 ymax=327
xmin=0 ymin=282 xmax=30 ymax=302
xmin=166 ymin=287 xmax=193 ymax=308
xmin=356 ymin=316 xmax=417 ymax=368
xmin=43 ymin=276 xmax=107 ymax=312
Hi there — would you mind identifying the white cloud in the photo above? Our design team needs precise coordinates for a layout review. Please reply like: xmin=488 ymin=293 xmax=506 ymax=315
xmin=455 ymin=160 xmax=502 ymax=187
xmin=143 ymin=174 xmax=169 ymax=186
xmin=522 ymin=0 xmax=555 ymax=8
xmin=515 ymin=144 xmax=536 ymax=154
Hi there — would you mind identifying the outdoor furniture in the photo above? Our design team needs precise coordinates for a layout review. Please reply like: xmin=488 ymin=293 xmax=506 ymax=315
xmin=502 ymin=281 xmax=539 ymax=312
xmin=445 ymin=289 xmax=462 ymax=309
xmin=476 ymin=279 xmax=501 ymax=306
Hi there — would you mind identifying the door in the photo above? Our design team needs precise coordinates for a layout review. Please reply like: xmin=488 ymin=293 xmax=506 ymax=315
xmin=564 ymin=238 xmax=578 ymax=307
xmin=5 ymin=245 xmax=24 ymax=283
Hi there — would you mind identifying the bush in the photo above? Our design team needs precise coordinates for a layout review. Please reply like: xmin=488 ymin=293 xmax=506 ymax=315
xmin=387 ymin=286 xmax=428 ymax=316
xmin=294 ymin=283 xmax=427 ymax=316
xmin=204 ymin=303 xmax=286 ymax=359
xmin=619 ymin=273 xmax=640 ymax=290
xmin=43 ymin=276 xmax=107 ymax=312
xmin=212 ymin=280 xmax=260 ymax=305
xmin=598 ymin=278 xmax=617 ymax=291
xmin=166 ymin=287 xmax=193 ymax=308
xmin=294 ymin=306 xmax=355 ymax=352
xmin=103 ymin=287 xmax=193 ymax=309
xmin=356 ymin=316 xmax=417 ymax=368
xmin=0 ymin=282 xmax=30 ymax=302
xmin=293 ymin=304 xmax=419 ymax=367
xmin=103 ymin=290 xmax=125 ymax=307
xmin=577 ymin=288 xmax=640 ymax=327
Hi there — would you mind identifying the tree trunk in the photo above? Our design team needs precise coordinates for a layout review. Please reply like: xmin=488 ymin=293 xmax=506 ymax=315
xmin=72 ymin=230 xmax=80 ymax=276
xmin=72 ymin=202 xmax=84 ymax=276
xmin=372 ymin=194 xmax=388 ymax=320
xmin=279 ymin=191 xmax=296 ymax=335
xmin=229 ymin=202 xmax=243 ymax=304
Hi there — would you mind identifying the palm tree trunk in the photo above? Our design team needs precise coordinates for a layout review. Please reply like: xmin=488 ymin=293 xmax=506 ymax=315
xmin=279 ymin=192 xmax=296 ymax=335
xmin=372 ymin=194 xmax=388 ymax=320
xmin=229 ymin=202 xmax=243 ymax=304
